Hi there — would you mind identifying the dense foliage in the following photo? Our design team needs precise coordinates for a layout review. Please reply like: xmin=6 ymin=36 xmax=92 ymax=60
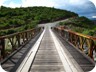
xmin=0 ymin=6 xmax=78 ymax=36
xmin=59 ymin=17 xmax=96 ymax=36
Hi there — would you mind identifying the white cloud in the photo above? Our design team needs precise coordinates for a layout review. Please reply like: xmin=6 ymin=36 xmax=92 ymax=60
xmin=90 ymin=0 xmax=96 ymax=7
xmin=1 ymin=0 xmax=96 ymax=8
xmin=0 ymin=0 xmax=96 ymax=18
xmin=0 ymin=0 xmax=6 ymax=6
xmin=69 ymin=0 xmax=87 ymax=5
xmin=92 ymin=16 xmax=96 ymax=18
xmin=5 ymin=1 xmax=21 ymax=8
xmin=22 ymin=0 xmax=55 ymax=7
xmin=21 ymin=0 xmax=95 ymax=8
xmin=21 ymin=0 xmax=81 ymax=7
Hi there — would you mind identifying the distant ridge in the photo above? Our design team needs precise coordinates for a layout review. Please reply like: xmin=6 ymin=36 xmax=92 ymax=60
xmin=92 ymin=20 xmax=96 ymax=24
xmin=91 ymin=18 xmax=96 ymax=24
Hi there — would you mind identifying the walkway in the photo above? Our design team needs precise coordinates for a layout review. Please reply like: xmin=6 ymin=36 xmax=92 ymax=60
xmin=1 ymin=23 xmax=95 ymax=72
xmin=16 ymin=26 xmax=85 ymax=72
xmin=29 ymin=28 xmax=65 ymax=72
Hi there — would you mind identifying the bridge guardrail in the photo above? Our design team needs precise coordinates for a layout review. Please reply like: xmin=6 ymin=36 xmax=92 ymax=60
xmin=0 ymin=27 xmax=43 ymax=61
xmin=53 ymin=26 xmax=96 ymax=61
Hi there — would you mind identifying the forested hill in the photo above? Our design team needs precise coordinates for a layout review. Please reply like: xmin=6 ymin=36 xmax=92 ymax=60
xmin=0 ymin=6 xmax=78 ymax=36
xmin=59 ymin=17 xmax=96 ymax=36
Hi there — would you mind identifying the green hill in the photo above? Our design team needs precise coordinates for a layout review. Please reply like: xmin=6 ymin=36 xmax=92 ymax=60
xmin=59 ymin=17 xmax=96 ymax=36
xmin=0 ymin=6 xmax=78 ymax=36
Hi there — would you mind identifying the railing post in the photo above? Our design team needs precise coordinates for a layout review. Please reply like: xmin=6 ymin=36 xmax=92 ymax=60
xmin=88 ymin=40 xmax=94 ymax=60
xmin=79 ymin=37 xmax=84 ymax=51
xmin=61 ymin=30 xmax=63 ymax=37
xmin=66 ymin=31 xmax=69 ymax=41
xmin=16 ymin=34 xmax=21 ymax=47
xmin=0 ymin=39 xmax=5 ymax=59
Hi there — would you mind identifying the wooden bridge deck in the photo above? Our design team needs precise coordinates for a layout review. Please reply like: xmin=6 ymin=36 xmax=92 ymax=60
xmin=29 ymin=28 xmax=65 ymax=72
xmin=1 ymin=26 xmax=95 ymax=72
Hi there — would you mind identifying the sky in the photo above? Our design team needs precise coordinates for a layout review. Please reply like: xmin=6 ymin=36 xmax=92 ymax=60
xmin=0 ymin=0 xmax=96 ymax=19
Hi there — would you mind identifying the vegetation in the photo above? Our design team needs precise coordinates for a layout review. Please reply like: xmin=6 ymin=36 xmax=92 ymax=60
xmin=0 ymin=6 xmax=78 ymax=36
xmin=1 ymin=6 xmax=95 ymax=36
xmin=59 ymin=17 xmax=96 ymax=36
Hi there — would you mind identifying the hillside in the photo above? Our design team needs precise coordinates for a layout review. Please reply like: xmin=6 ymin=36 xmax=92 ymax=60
xmin=0 ymin=6 xmax=78 ymax=36
xmin=92 ymin=20 xmax=96 ymax=24
xmin=59 ymin=17 xmax=96 ymax=36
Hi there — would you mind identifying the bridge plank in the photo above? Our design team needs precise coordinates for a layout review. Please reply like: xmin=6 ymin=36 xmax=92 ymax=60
xmin=29 ymin=29 xmax=65 ymax=72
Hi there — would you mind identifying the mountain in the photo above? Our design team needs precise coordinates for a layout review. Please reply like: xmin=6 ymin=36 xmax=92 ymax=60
xmin=0 ymin=6 xmax=78 ymax=36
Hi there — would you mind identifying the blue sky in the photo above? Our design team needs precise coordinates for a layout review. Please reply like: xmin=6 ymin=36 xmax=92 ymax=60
xmin=0 ymin=0 xmax=96 ymax=19
xmin=3 ymin=0 xmax=22 ymax=5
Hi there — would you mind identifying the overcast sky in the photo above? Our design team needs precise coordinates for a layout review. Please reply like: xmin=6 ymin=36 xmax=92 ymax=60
xmin=0 ymin=0 xmax=96 ymax=19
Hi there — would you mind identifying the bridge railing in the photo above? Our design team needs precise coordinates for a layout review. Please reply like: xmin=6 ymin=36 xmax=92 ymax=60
xmin=53 ymin=26 xmax=96 ymax=61
xmin=0 ymin=27 xmax=43 ymax=61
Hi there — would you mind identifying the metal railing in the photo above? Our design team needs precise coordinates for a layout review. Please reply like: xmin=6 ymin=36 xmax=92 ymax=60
xmin=0 ymin=27 xmax=43 ymax=61
xmin=53 ymin=26 xmax=96 ymax=61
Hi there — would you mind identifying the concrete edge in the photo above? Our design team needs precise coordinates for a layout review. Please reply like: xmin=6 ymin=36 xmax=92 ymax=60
xmin=50 ymin=28 xmax=84 ymax=72
xmin=16 ymin=29 xmax=45 ymax=72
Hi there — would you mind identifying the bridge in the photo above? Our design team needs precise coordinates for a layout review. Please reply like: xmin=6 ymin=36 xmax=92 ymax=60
xmin=0 ymin=21 xmax=96 ymax=72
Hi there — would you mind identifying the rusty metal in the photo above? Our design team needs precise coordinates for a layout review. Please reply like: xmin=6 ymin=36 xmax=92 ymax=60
xmin=53 ymin=26 xmax=96 ymax=61
xmin=0 ymin=27 xmax=42 ymax=61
